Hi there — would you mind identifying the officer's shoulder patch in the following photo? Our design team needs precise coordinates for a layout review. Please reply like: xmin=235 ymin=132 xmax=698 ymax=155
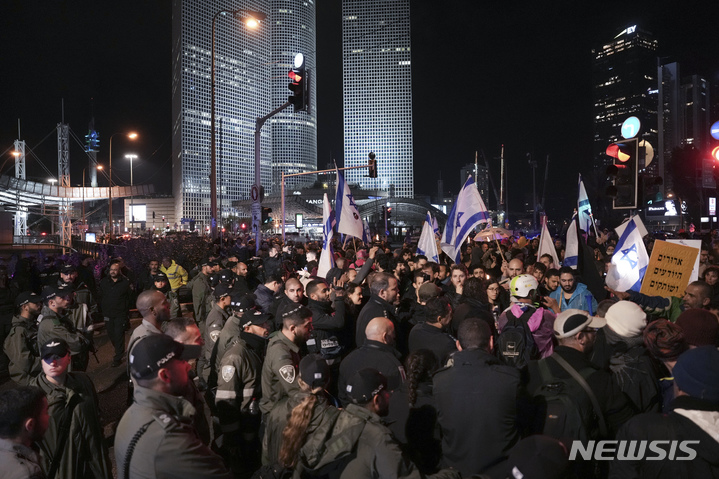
xmin=209 ymin=330 xmax=221 ymax=342
xmin=221 ymin=365 xmax=235 ymax=382
xmin=279 ymin=364 xmax=295 ymax=383
xmin=153 ymin=413 xmax=176 ymax=430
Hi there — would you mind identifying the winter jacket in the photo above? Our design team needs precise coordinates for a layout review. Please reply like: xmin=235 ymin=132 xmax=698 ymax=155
xmin=4 ymin=315 xmax=41 ymax=386
xmin=32 ymin=372 xmax=112 ymax=479
xmin=549 ymin=281 xmax=598 ymax=314
xmin=355 ymin=295 xmax=398 ymax=349
xmin=160 ymin=260 xmax=188 ymax=291
xmin=0 ymin=437 xmax=44 ymax=479
xmin=338 ymin=340 xmax=405 ymax=407
xmin=609 ymin=396 xmax=719 ymax=478
xmin=408 ymin=322 xmax=457 ymax=365
xmin=626 ymin=290 xmax=684 ymax=322
xmin=254 ymin=284 xmax=278 ymax=314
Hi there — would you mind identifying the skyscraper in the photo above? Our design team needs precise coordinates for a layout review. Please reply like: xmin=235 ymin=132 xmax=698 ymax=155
xmin=342 ymin=0 xmax=414 ymax=198
xmin=270 ymin=0 xmax=318 ymax=190
xmin=171 ymin=0 xmax=272 ymax=230
xmin=592 ymin=25 xmax=658 ymax=173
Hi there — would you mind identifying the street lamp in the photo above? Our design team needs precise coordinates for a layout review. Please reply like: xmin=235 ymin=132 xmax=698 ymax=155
xmin=210 ymin=8 xmax=266 ymax=240
xmin=108 ymin=132 xmax=138 ymax=237
xmin=48 ymin=179 xmax=57 ymax=234
xmin=125 ymin=153 xmax=138 ymax=234
xmin=81 ymin=165 xmax=103 ymax=231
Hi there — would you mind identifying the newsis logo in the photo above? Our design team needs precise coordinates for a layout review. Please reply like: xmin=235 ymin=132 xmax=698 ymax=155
xmin=569 ymin=440 xmax=700 ymax=461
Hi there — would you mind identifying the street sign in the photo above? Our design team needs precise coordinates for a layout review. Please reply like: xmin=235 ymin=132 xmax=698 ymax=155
xmin=711 ymin=121 xmax=719 ymax=140
xmin=251 ymin=202 xmax=261 ymax=233
xmin=621 ymin=116 xmax=640 ymax=139
xmin=251 ymin=185 xmax=260 ymax=202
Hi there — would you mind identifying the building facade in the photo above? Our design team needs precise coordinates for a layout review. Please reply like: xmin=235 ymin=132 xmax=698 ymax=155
xmin=270 ymin=0 xmax=318 ymax=192
xmin=342 ymin=0 xmax=414 ymax=198
xmin=592 ymin=25 xmax=659 ymax=173
xmin=171 ymin=0 xmax=272 ymax=230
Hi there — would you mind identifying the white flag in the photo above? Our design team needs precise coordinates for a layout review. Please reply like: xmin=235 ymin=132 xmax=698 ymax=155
xmin=606 ymin=216 xmax=649 ymax=292
xmin=537 ymin=218 xmax=560 ymax=268
xmin=317 ymin=194 xmax=336 ymax=279
xmin=362 ymin=218 xmax=371 ymax=244
xmin=441 ymin=176 xmax=490 ymax=264
xmin=417 ymin=212 xmax=439 ymax=263
xmin=564 ymin=216 xmax=579 ymax=269
xmin=577 ymin=174 xmax=593 ymax=234
xmin=334 ymin=167 xmax=364 ymax=239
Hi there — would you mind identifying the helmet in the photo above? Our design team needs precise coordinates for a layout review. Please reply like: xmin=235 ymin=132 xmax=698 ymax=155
xmin=509 ymin=274 xmax=538 ymax=298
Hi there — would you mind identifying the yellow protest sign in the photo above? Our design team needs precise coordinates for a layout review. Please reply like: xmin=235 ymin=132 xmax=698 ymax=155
xmin=640 ymin=240 xmax=698 ymax=298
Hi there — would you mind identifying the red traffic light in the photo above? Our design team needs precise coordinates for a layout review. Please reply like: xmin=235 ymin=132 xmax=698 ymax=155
xmin=241 ymin=223 xmax=247 ymax=230
xmin=712 ymin=146 xmax=719 ymax=161
xmin=288 ymin=70 xmax=302 ymax=83
xmin=606 ymin=142 xmax=634 ymax=162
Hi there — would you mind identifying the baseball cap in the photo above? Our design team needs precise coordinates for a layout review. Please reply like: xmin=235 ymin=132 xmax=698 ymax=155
xmin=15 ymin=291 xmax=42 ymax=307
xmin=300 ymin=355 xmax=330 ymax=389
xmin=218 ymin=269 xmax=233 ymax=283
xmin=153 ymin=272 xmax=169 ymax=282
xmin=129 ymin=334 xmax=201 ymax=380
xmin=213 ymin=284 xmax=232 ymax=300
xmin=241 ymin=310 xmax=272 ymax=329
xmin=230 ymin=293 xmax=256 ymax=312
xmin=41 ymin=285 xmax=74 ymax=303
xmin=60 ymin=264 xmax=77 ymax=274
xmin=553 ymin=309 xmax=606 ymax=339
xmin=345 ymin=368 xmax=388 ymax=404
xmin=417 ymin=282 xmax=442 ymax=303
xmin=40 ymin=338 xmax=70 ymax=360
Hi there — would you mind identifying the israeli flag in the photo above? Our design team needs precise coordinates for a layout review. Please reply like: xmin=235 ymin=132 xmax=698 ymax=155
xmin=432 ymin=216 xmax=439 ymax=236
xmin=417 ymin=212 xmax=439 ymax=263
xmin=334 ymin=167 xmax=364 ymax=239
xmin=441 ymin=176 xmax=490 ymax=264
xmin=606 ymin=217 xmax=649 ymax=292
xmin=317 ymin=193 xmax=336 ymax=279
xmin=564 ymin=216 xmax=579 ymax=269
xmin=577 ymin=174 xmax=593 ymax=234
xmin=537 ymin=217 xmax=560 ymax=268
xmin=362 ymin=218 xmax=371 ymax=244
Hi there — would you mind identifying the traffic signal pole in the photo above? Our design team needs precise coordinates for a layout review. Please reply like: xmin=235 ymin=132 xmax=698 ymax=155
xmin=280 ymin=164 xmax=370 ymax=242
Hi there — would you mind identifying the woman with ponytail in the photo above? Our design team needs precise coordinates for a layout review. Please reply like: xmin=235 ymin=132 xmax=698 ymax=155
xmin=385 ymin=349 xmax=441 ymax=474
xmin=263 ymin=355 xmax=340 ymax=468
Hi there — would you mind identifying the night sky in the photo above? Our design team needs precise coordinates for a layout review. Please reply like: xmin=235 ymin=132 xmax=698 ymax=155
xmin=2 ymin=0 xmax=719 ymax=222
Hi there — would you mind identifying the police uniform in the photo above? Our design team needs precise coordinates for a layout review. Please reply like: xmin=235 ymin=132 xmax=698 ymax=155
xmin=4 ymin=314 xmax=41 ymax=385
xmin=201 ymin=302 xmax=230 ymax=382
xmin=355 ymin=295 xmax=399 ymax=348
xmin=36 ymin=306 xmax=89 ymax=370
xmin=259 ymin=331 xmax=301 ymax=415
xmin=114 ymin=385 xmax=231 ymax=479
xmin=216 ymin=334 xmax=263 ymax=432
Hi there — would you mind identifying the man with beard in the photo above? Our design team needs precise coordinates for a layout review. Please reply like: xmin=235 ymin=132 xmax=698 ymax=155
xmin=305 ymin=279 xmax=345 ymax=363
xmin=4 ymin=292 xmax=43 ymax=385
xmin=58 ymin=264 xmax=99 ymax=331
xmin=549 ymin=266 xmax=598 ymax=314
xmin=138 ymin=259 xmax=161 ymax=292
xmin=259 ymin=306 xmax=313 ymax=416
xmin=230 ymin=261 xmax=250 ymax=296
xmin=37 ymin=286 xmax=91 ymax=372
xmin=0 ymin=386 xmax=50 ymax=478
xmin=270 ymin=277 xmax=305 ymax=328
xmin=129 ymin=290 xmax=171 ymax=349
xmin=355 ymin=273 xmax=401 ymax=349
xmin=98 ymin=262 xmax=132 ymax=367
xmin=408 ymin=295 xmax=457 ymax=365
xmin=114 ymin=334 xmax=231 ymax=479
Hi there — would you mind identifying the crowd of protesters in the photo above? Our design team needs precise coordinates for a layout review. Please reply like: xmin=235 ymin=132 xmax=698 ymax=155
xmin=0 ymin=226 xmax=718 ymax=479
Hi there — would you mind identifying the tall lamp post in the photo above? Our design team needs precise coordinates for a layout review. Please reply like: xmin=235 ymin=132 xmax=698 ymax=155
xmin=48 ymin=178 xmax=57 ymax=235
xmin=210 ymin=8 xmax=266 ymax=240
xmin=125 ymin=153 xmax=138 ymax=234
xmin=108 ymin=132 xmax=137 ymax=237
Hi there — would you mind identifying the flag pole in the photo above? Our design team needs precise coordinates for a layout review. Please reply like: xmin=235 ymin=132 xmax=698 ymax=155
xmin=589 ymin=213 xmax=600 ymax=238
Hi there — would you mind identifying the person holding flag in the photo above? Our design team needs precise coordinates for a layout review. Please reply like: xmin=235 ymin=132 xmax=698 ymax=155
xmin=317 ymin=194 xmax=336 ymax=279
xmin=441 ymin=176 xmax=490 ymax=264
xmin=417 ymin=211 xmax=440 ymax=263
xmin=334 ymin=167 xmax=364 ymax=240
xmin=577 ymin=173 xmax=598 ymax=237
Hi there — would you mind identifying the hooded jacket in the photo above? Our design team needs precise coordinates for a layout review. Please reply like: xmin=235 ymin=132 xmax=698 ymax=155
xmin=549 ymin=281 xmax=598 ymax=315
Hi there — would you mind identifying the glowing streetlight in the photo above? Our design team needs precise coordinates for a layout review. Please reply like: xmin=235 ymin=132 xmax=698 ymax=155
xmin=108 ymin=132 xmax=138 ymax=237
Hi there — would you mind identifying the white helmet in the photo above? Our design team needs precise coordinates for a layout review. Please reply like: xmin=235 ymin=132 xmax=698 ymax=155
xmin=509 ymin=274 xmax=538 ymax=298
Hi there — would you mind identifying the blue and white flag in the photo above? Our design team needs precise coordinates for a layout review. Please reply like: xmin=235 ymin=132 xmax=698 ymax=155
xmin=417 ymin=211 xmax=439 ymax=263
xmin=362 ymin=218 xmax=371 ymax=244
xmin=564 ymin=216 xmax=579 ymax=269
xmin=577 ymin=174 xmax=593 ymax=234
xmin=334 ymin=167 xmax=364 ymax=239
xmin=432 ymin=216 xmax=439 ymax=236
xmin=537 ymin=217 xmax=560 ymax=268
xmin=317 ymin=193 xmax=336 ymax=279
xmin=606 ymin=216 xmax=649 ymax=292
xmin=441 ymin=176 xmax=490 ymax=264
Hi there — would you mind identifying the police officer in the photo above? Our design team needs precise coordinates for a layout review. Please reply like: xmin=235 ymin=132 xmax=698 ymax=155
xmin=259 ymin=305 xmax=313 ymax=416
xmin=215 ymin=308 xmax=269 ymax=474
xmin=114 ymin=334 xmax=231 ymax=479
xmin=36 ymin=286 xmax=90 ymax=372
xmin=58 ymin=264 xmax=99 ymax=331
xmin=4 ymin=292 xmax=43 ymax=385
xmin=150 ymin=272 xmax=180 ymax=319
xmin=201 ymin=284 xmax=232 ymax=386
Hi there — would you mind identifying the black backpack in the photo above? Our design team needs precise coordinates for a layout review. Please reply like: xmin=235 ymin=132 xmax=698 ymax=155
xmin=496 ymin=307 xmax=538 ymax=369
xmin=533 ymin=354 xmax=608 ymax=444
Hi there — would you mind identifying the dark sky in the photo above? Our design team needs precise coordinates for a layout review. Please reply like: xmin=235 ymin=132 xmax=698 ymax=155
xmin=2 ymin=0 xmax=719 ymax=220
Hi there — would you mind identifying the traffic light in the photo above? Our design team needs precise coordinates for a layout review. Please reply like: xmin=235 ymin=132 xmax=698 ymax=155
xmin=368 ymin=152 xmax=377 ymax=178
xmin=386 ymin=207 xmax=392 ymax=221
xmin=605 ymin=138 xmax=639 ymax=209
xmin=712 ymin=146 xmax=719 ymax=162
xmin=288 ymin=53 xmax=307 ymax=112
xmin=262 ymin=207 xmax=273 ymax=224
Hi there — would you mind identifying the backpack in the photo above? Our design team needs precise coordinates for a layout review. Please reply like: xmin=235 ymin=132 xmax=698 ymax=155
xmin=496 ymin=307 xmax=538 ymax=369
xmin=533 ymin=354 xmax=608 ymax=444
